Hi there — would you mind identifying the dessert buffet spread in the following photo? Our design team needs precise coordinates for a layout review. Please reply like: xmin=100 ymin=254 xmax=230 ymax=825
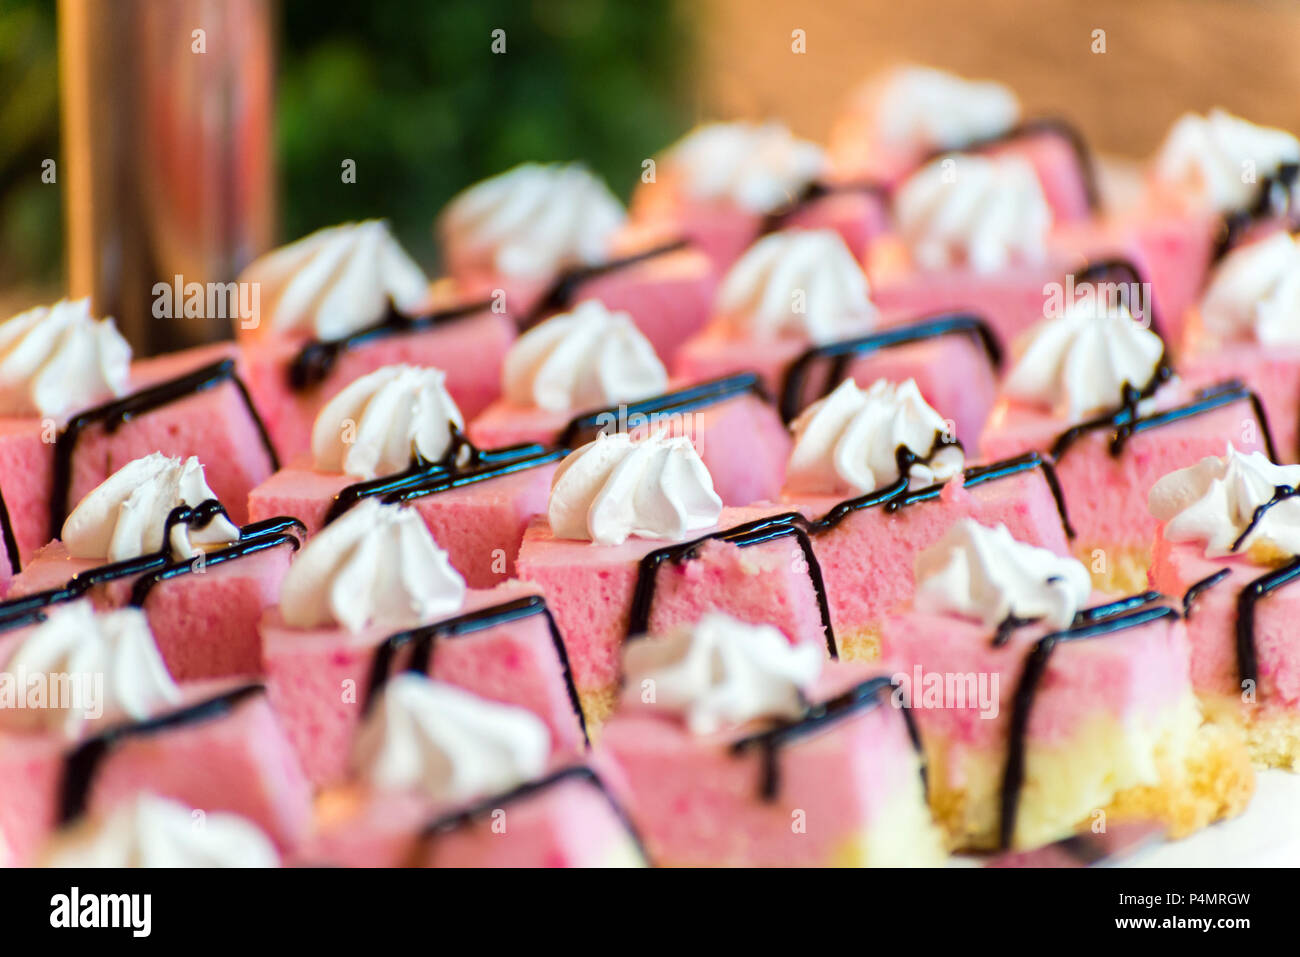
xmin=4 ymin=65 xmax=1300 ymax=868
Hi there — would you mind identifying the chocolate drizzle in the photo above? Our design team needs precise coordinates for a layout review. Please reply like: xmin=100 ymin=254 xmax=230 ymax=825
xmin=323 ymin=426 xmax=565 ymax=525
xmin=626 ymin=514 xmax=837 ymax=658
xmin=288 ymin=299 xmax=494 ymax=391
xmin=49 ymin=358 xmax=280 ymax=540
xmin=1212 ymin=162 xmax=1300 ymax=263
xmin=59 ymin=683 xmax=265 ymax=825
xmin=417 ymin=764 xmax=650 ymax=865
xmin=1229 ymin=484 xmax=1299 ymax=553
xmin=1050 ymin=379 xmax=1275 ymax=464
xmin=999 ymin=600 xmax=1179 ymax=850
xmin=778 ymin=312 xmax=1003 ymax=423
xmin=1069 ymin=258 xmax=1165 ymax=342
xmin=991 ymin=590 xmax=1165 ymax=648
xmin=1182 ymin=568 xmax=1230 ymax=619
xmin=521 ymin=239 xmax=689 ymax=329
xmin=729 ymin=675 xmax=923 ymax=801
xmin=0 ymin=484 xmax=20 ymax=574
xmin=0 ymin=512 xmax=304 ymax=623
xmin=758 ymin=179 xmax=890 ymax=236
xmin=556 ymin=373 xmax=768 ymax=449
xmin=1234 ymin=556 xmax=1300 ymax=689
xmin=940 ymin=116 xmax=1100 ymax=212
xmin=361 ymin=593 xmax=588 ymax=746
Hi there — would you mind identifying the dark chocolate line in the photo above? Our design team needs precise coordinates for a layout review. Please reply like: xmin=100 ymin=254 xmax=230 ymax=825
xmin=361 ymin=594 xmax=587 ymax=746
xmin=777 ymin=312 xmax=1003 ymax=423
xmin=999 ymin=604 xmax=1179 ymax=850
xmin=626 ymin=513 xmax=838 ymax=659
xmin=59 ymin=684 xmax=265 ymax=825
xmin=288 ymin=298 xmax=494 ymax=391
xmin=1212 ymin=162 xmax=1300 ymax=263
xmin=556 ymin=373 xmax=767 ymax=449
xmin=1234 ymin=556 xmax=1300 ymax=689
xmin=990 ymin=591 xmax=1164 ymax=648
xmin=1069 ymin=258 xmax=1165 ymax=343
xmin=0 ymin=483 xmax=20 ymax=574
xmin=758 ymin=178 xmax=890 ymax=236
xmin=730 ymin=675 xmax=901 ymax=800
xmin=49 ymin=358 xmax=280 ymax=540
xmin=416 ymin=764 xmax=650 ymax=865
xmin=521 ymin=239 xmax=689 ymax=328
xmin=1229 ymin=485 xmax=1298 ymax=553
xmin=944 ymin=115 xmax=1100 ymax=212
xmin=129 ymin=527 xmax=304 ymax=607
xmin=1183 ymin=568 xmax=1230 ymax=619
xmin=1050 ymin=379 xmax=1276 ymax=465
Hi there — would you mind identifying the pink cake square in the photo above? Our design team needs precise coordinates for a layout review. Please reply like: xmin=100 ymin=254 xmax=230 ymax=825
xmin=982 ymin=382 xmax=1273 ymax=589
xmin=0 ymin=344 xmax=278 ymax=564
xmin=0 ymin=681 xmax=312 ymax=866
xmin=237 ymin=304 xmax=516 ymax=463
xmin=515 ymin=513 xmax=836 ymax=719
xmin=248 ymin=448 xmax=561 ymax=588
xmin=599 ymin=674 xmax=939 ymax=866
xmin=1179 ymin=341 xmax=1300 ymax=464
xmin=469 ymin=376 xmax=792 ymax=508
xmin=674 ymin=315 xmax=1002 ymax=446
xmin=2 ymin=516 xmax=302 ymax=682
xmin=261 ymin=581 xmax=588 ymax=786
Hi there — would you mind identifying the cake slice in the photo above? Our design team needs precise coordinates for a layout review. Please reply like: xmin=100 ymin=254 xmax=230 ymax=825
xmin=879 ymin=520 xmax=1253 ymax=852
xmin=301 ymin=676 xmax=645 ymax=867
xmin=247 ymin=364 xmax=560 ymax=587
xmin=1148 ymin=446 xmax=1300 ymax=768
xmin=0 ymin=603 xmax=311 ymax=866
xmin=599 ymin=613 xmax=945 ymax=866
xmin=4 ymin=453 xmax=301 ymax=681
xmin=259 ymin=498 xmax=586 ymax=785
xmin=517 ymin=431 xmax=836 ymax=723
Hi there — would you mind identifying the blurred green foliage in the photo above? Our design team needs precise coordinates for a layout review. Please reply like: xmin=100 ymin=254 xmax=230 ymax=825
xmin=0 ymin=0 xmax=693 ymax=287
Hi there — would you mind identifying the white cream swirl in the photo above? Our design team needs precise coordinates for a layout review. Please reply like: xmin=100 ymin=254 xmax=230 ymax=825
xmin=1149 ymin=444 xmax=1300 ymax=561
xmin=0 ymin=298 xmax=131 ymax=420
xmin=238 ymin=220 xmax=429 ymax=341
xmin=61 ymin=453 xmax=241 ymax=562
xmin=1003 ymin=299 xmax=1165 ymax=419
xmin=622 ymin=612 xmax=821 ymax=735
xmin=914 ymin=519 xmax=1092 ymax=629
xmin=895 ymin=154 xmax=1051 ymax=273
xmin=714 ymin=229 xmax=876 ymax=343
xmin=1154 ymin=109 xmax=1300 ymax=212
xmin=786 ymin=379 xmax=964 ymax=496
xmin=1199 ymin=231 xmax=1300 ymax=345
xmin=548 ymin=431 xmax=722 ymax=546
xmin=1 ymin=603 xmax=180 ymax=740
xmin=311 ymin=365 xmax=464 ymax=479
xmin=352 ymin=674 xmax=550 ymax=802
xmin=41 ymin=794 xmax=279 ymax=868
xmin=502 ymin=300 xmax=667 ymax=412
xmin=847 ymin=66 xmax=1019 ymax=158
xmin=278 ymin=499 xmax=466 ymax=633
xmin=662 ymin=121 xmax=826 ymax=213
xmin=439 ymin=162 xmax=626 ymax=280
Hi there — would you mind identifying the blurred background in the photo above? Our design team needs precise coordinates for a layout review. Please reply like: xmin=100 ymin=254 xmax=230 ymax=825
xmin=2 ymin=0 xmax=1299 ymax=346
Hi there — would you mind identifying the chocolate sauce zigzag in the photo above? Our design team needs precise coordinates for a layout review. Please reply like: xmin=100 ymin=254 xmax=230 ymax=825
xmin=49 ymin=358 xmax=281 ymax=540
xmin=59 ymin=683 xmax=266 ymax=825
xmin=758 ymin=178 xmax=890 ymax=235
xmin=730 ymin=675 xmax=923 ymax=801
xmin=777 ymin=312 xmax=1002 ymax=423
xmin=625 ymin=513 xmax=837 ymax=659
xmin=521 ymin=238 xmax=689 ymax=328
xmin=361 ymin=593 xmax=588 ymax=746
xmin=998 ymin=602 xmax=1180 ymax=851
xmin=288 ymin=298 xmax=495 ymax=391
xmin=556 ymin=373 xmax=768 ymax=449
xmin=416 ymin=764 xmax=650 ymax=866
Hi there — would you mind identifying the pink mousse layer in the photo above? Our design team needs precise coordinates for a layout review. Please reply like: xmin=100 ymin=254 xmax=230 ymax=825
xmin=734 ymin=463 xmax=1073 ymax=637
xmin=248 ymin=459 xmax=558 ymax=588
xmin=1178 ymin=339 xmax=1300 ymax=464
xmin=980 ymin=388 xmax=1269 ymax=551
xmin=880 ymin=604 xmax=1190 ymax=758
xmin=0 ymin=344 xmax=276 ymax=564
xmin=516 ymin=516 xmax=830 ymax=693
xmin=1150 ymin=536 xmax=1300 ymax=710
xmin=6 ymin=537 xmax=295 ymax=681
xmin=0 ymin=680 xmax=311 ymax=866
xmin=599 ymin=679 xmax=920 ymax=866
xmin=673 ymin=322 xmax=998 ymax=446
xmin=469 ymin=388 xmax=791 ymax=508
xmin=261 ymin=581 xmax=586 ymax=786
xmin=237 ymin=308 xmax=515 ymax=463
